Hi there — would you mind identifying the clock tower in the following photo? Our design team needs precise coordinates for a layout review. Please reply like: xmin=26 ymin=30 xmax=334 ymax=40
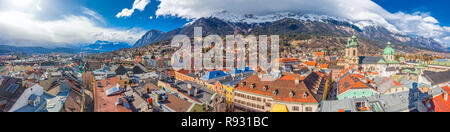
xmin=345 ymin=36 xmax=359 ymax=68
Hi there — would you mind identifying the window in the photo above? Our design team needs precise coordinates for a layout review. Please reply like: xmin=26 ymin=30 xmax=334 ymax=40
xmin=353 ymin=50 xmax=356 ymax=56
xmin=293 ymin=106 xmax=299 ymax=111
xmin=5 ymin=84 xmax=19 ymax=93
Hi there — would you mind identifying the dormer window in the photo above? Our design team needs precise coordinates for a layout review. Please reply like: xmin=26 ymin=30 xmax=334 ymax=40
xmin=303 ymin=92 xmax=309 ymax=98
xmin=289 ymin=91 xmax=295 ymax=97
xmin=273 ymin=89 xmax=279 ymax=96
xmin=263 ymin=85 xmax=269 ymax=91
xmin=241 ymin=82 xmax=247 ymax=87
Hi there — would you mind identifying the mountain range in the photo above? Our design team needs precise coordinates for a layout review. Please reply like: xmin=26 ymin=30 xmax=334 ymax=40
xmin=81 ymin=40 xmax=131 ymax=53
xmin=132 ymin=13 xmax=448 ymax=54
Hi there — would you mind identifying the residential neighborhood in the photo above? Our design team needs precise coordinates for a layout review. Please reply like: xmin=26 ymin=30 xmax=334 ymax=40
xmin=1 ymin=36 xmax=449 ymax=112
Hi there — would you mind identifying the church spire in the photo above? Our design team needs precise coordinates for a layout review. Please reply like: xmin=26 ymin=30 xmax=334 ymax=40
xmin=383 ymin=41 xmax=395 ymax=55
xmin=347 ymin=35 xmax=358 ymax=47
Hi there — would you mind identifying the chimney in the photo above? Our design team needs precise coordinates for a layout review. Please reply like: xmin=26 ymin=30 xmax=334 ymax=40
xmin=187 ymin=83 xmax=192 ymax=90
xmin=193 ymin=87 xmax=197 ymax=97
xmin=187 ymin=83 xmax=194 ymax=96
xmin=295 ymin=77 xmax=300 ymax=85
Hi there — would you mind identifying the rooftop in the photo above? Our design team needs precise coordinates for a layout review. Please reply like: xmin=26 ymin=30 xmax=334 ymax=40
xmin=162 ymin=94 xmax=194 ymax=112
xmin=338 ymin=73 xmax=373 ymax=94
xmin=431 ymin=85 xmax=450 ymax=112
xmin=235 ymin=75 xmax=320 ymax=103
xmin=94 ymin=76 xmax=131 ymax=112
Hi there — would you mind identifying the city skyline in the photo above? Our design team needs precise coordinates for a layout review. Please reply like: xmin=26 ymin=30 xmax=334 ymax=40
xmin=0 ymin=0 xmax=449 ymax=48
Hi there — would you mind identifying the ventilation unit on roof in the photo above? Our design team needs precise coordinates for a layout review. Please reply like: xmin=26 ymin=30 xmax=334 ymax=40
xmin=28 ymin=94 xmax=40 ymax=107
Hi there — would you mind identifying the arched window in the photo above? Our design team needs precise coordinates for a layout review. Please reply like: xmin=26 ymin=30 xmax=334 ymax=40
xmin=353 ymin=49 xmax=356 ymax=56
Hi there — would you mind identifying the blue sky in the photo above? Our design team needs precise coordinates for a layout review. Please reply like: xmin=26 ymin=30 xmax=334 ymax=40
xmin=81 ymin=0 xmax=190 ymax=32
xmin=87 ymin=0 xmax=450 ymax=32
xmin=0 ymin=0 xmax=448 ymax=47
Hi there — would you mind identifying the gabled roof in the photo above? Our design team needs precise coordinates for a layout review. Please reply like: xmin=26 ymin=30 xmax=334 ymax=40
xmin=431 ymin=85 xmax=450 ymax=112
xmin=0 ymin=77 xmax=25 ymax=112
xmin=115 ymin=65 xmax=128 ymax=75
xmin=374 ymin=77 xmax=405 ymax=93
xmin=359 ymin=56 xmax=385 ymax=65
xmin=338 ymin=73 xmax=374 ymax=94
xmin=235 ymin=75 xmax=320 ymax=103
xmin=423 ymin=70 xmax=450 ymax=85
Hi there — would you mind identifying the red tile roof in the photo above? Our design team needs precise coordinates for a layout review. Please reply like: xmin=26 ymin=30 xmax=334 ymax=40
xmin=280 ymin=73 xmax=305 ymax=81
xmin=432 ymin=93 xmax=450 ymax=112
xmin=431 ymin=85 xmax=450 ymax=112
xmin=317 ymin=63 xmax=328 ymax=69
xmin=235 ymin=75 xmax=319 ymax=103
xmin=305 ymin=61 xmax=316 ymax=66
xmin=338 ymin=74 xmax=372 ymax=94
xmin=279 ymin=58 xmax=301 ymax=63
xmin=314 ymin=52 xmax=324 ymax=56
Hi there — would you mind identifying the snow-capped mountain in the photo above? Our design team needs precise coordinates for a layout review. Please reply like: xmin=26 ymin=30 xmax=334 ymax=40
xmin=82 ymin=40 xmax=131 ymax=53
xmin=210 ymin=12 xmax=397 ymax=33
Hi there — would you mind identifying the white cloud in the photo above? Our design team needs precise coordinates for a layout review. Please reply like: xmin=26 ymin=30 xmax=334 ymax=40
xmin=0 ymin=10 xmax=146 ymax=47
xmin=36 ymin=4 xmax=42 ymax=11
xmin=116 ymin=0 xmax=151 ymax=18
xmin=149 ymin=16 xmax=153 ymax=19
xmin=423 ymin=16 xmax=439 ymax=24
xmin=155 ymin=0 xmax=450 ymax=47
xmin=82 ymin=7 xmax=106 ymax=25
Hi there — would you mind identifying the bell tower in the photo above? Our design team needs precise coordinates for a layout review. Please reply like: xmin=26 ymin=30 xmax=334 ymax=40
xmin=383 ymin=41 xmax=395 ymax=62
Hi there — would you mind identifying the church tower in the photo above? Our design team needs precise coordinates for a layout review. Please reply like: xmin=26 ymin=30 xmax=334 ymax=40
xmin=383 ymin=41 xmax=395 ymax=61
xmin=345 ymin=36 xmax=359 ymax=68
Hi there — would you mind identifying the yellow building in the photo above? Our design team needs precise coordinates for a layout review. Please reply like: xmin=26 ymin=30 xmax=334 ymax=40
xmin=270 ymin=104 xmax=289 ymax=112
xmin=223 ymin=84 xmax=235 ymax=111
xmin=25 ymin=66 xmax=33 ymax=71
